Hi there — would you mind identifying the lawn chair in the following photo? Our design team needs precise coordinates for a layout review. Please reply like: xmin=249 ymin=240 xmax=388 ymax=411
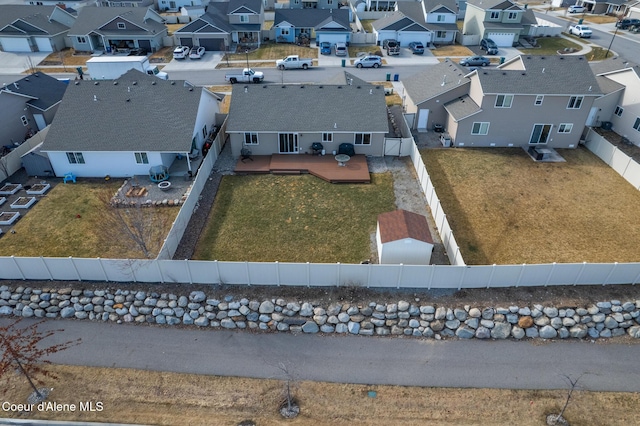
xmin=241 ymin=148 xmax=253 ymax=162
xmin=63 ymin=172 xmax=76 ymax=184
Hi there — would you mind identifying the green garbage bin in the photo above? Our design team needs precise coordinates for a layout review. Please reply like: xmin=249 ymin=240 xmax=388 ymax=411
xmin=341 ymin=59 xmax=345 ymax=67
xmin=499 ymin=57 xmax=505 ymax=64
xmin=386 ymin=73 xmax=391 ymax=81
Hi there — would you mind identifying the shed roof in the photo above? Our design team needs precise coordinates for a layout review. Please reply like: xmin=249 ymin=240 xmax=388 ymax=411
xmin=402 ymin=59 xmax=469 ymax=104
xmin=378 ymin=209 xmax=433 ymax=244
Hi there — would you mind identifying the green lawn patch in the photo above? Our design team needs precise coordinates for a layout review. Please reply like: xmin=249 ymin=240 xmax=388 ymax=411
xmin=194 ymin=174 xmax=395 ymax=263
xmin=422 ymin=148 xmax=640 ymax=265
xmin=518 ymin=36 xmax=582 ymax=56
xmin=224 ymin=43 xmax=317 ymax=61
xmin=586 ymin=46 xmax=615 ymax=61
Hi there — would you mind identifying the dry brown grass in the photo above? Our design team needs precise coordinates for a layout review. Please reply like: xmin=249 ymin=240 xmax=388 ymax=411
xmin=431 ymin=45 xmax=474 ymax=57
xmin=215 ymin=61 xmax=280 ymax=69
xmin=2 ymin=364 xmax=639 ymax=425
xmin=584 ymin=15 xmax=618 ymax=24
xmin=39 ymin=49 xmax=92 ymax=66
xmin=224 ymin=43 xmax=317 ymax=61
xmin=422 ymin=147 xmax=640 ymax=265
xmin=373 ymin=81 xmax=403 ymax=106
xmin=165 ymin=23 xmax=183 ymax=36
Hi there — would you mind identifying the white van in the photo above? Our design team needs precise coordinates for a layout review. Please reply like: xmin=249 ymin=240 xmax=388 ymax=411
xmin=335 ymin=42 xmax=347 ymax=57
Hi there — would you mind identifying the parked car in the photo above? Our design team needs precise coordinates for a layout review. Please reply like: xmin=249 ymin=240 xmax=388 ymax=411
xmin=459 ymin=55 xmax=490 ymax=67
xmin=335 ymin=42 xmax=347 ymax=56
xmin=354 ymin=55 xmax=382 ymax=68
xmin=480 ymin=38 xmax=498 ymax=55
xmin=616 ymin=18 xmax=640 ymax=29
xmin=567 ymin=5 xmax=585 ymax=13
xmin=189 ymin=46 xmax=205 ymax=59
xmin=320 ymin=41 xmax=332 ymax=55
xmin=383 ymin=39 xmax=400 ymax=55
xmin=568 ymin=24 xmax=592 ymax=38
xmin=408 ymin=42 xmax=425 ymax=54
xmin=173 ymin=46 xmax=189 ymax=59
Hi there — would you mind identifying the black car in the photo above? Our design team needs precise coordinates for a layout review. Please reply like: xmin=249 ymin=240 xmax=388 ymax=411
xmin=480 ymin=38 xmax=498 ymax=55
xmin=616 ymin=18 xmax=640 ymax=29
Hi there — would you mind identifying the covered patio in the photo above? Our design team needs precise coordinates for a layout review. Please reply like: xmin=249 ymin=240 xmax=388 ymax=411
xmin=234 ymin=154 xmax=370 ymax=183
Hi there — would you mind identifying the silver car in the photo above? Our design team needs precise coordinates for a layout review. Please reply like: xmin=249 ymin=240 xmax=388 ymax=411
xmin=354 ymin=55 xmax=382 ymax=68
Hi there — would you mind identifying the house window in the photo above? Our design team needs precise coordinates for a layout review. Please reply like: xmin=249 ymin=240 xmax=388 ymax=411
xmin=535 ymin=95 xmax=544 ymax=106
xmin=614 ymin=106 xmax=623 ymax=117
xmin=634 ymin=117 xmax=640 ymax=132
xmin=239 ymin=14 xmax=249 ymax=23
xmin=244 ymin=132 xmax=258 ymax=145
xmin=328 ymin=0 xmax=333 ymax=4
xmin=507 ymin=12 xmax=518 ymax=20
xmin=489 ymin=11 xmax=499 ymax=19
xmin=530 ymin=124 xmax=552 ymax=144
xmin=567 ymin=96 xmax=583 ymax=109
xmin=117 ymin=22 xmax=126 ymax=29
xmin=20 ymin=115 xmax=28 ymax=126
xmin=436 ymin=14 xmax=445 ymax=22
xmin=436 ymin=31 xmax=447 ymax=38
xmin=471 ymin=122 xmax=489 ymax=135
xmin=134 ymin=152 xmax=149 ymax=164
xmin=354 ymin=133 xmax=371 ymax=145
xmin=322 ymin=132 xmax=333 ymax=143
xmin=281 ymin=28 xmax=290 ymax=35
xmin=495 ymin=94 xmax=513 ymax=108
xmin=66 ymin=152 xmax=85 ymax=164
xmin=202 ymin=125 xmax=207 ymax=139
xmin=77 ymin=36 xmax=87 ymax=44
xmin=558 ymin=123 xmax=573 ymax=134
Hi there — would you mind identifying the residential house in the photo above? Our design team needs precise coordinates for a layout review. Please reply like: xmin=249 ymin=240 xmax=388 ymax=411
xmin=225 ymin=83 xmax=388 ymax=157
xmin=630 ymin=2 xmax=640 ymax=18
xmin=462 ymin=0 xmax=536 ymax=47
xmin=41 ymin=70 xmax=221 ymax=178
xmin=371 ymin=10 xmax=432 ymax=47
xmin=67 ymin=6 xmax=167 ymax=53
xmin=0 ymin=5 xmax=76 ymax=52
xmin=443 ymin=55 xmax=602 ymax=148
xmin=576 ymin=0 xmax=633 ymax=14
xmin=289 ymin=0 xmax=340 ymax=10
xmin=174 ymin=0 xmax=264 ymax=50
xmin=96 ymin=0 xmax=155 ymax=8
xmin=397 ymin=0 xmax=459 ymax=45
xmin=0 ymin=72 xmax=68 ymax=147
xmin=273 ymin=8 xmax=351 ymax=44
xmin=591 ymin=59 xmax=640 ymax=146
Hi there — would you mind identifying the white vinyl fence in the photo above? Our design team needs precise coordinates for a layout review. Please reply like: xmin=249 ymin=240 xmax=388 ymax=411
xmin=584 ymin=128 xmax=640 ymax=190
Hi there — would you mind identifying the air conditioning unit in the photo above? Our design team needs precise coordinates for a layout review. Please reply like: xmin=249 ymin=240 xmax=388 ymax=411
xmin=601 ymin=121 xmax=613 ymax=130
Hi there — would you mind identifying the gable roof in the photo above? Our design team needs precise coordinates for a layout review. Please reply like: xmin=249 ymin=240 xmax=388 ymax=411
xmin=466 ymin=0 xmax=522 ymax=10
xmin=377 ymin=209 xmax=433 ymax=244
xmin=403 ymin=59 xmax=469 ymax=104
xmin=175 ymin=9 xmax=233 ymax=34
xmin=42 ymin=70 xmax=202 ymax=153
xmin=422 ymin=0 xmax=458 ymax=13
xmin=0 ymin=5 xmax=73 ymax=37
xmin=68 ymin=6 xmax=165 ymax=36
xmin=0 ymin=72 xmax=68 ymax=112
xmin=228 ymin=0 xmax=262 ymax=15
xmin=274 ymin=9 xmax=350 ymax=30
xmin=444 ymin=95 xmax=482 ymax=121
xmin=226 ymin=84 xmax=388 ymax=133
xmin=590 ymin=58 xmax=638 ymax=95
xmin=372 ymin=12 xmax=430 ymax=32
xmin=477 ymin=55 xmax=602 ymax=95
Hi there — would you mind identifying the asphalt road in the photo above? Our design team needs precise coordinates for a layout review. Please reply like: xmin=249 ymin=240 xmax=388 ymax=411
xmin=3 ymin=318 xmax=639 ymax=392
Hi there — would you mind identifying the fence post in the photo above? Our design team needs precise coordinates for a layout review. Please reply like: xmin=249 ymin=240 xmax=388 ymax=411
xmin=130 ymin=260 xmax=137 ymax=283
xmin=156 ymin=260 xmax=164 ymax=283
xmin=11 ymin=256 xmax=25 ymax=280
xmin=306 ymin=262 xmax=311 ymax=288
xmin=245 ymin=261 xmax=251 ymax=286
xmin=214 ymin=260 xmax=221 ymax=285
xmin=545 ymin=262 xmax=556 ymax=287
xmin=458 ymin=266 xmax=467 ymax=290
xmin=515 ymin=263 xmax=526 ymax=287
xmin=367 ymin=263 xmax=372 ymax=288
xmin=428 ymin=264 xmax=435 ymax=290
xmin=184 ymin=259 xmax=193 ymax=284
xmin=603 ymin=262 xmax=618 ymax=286
xmin=336 ymin=262 xmax=341 ymax=286
xmin=574 ymin=261 xmax=587 ymax=286
xmin=69 ymin=256 xmax=81 ymax=281
xmin=40 ymin=256 xmax=53 ymax=280
xmin=96 ymin=257 xmax=109 ymax=281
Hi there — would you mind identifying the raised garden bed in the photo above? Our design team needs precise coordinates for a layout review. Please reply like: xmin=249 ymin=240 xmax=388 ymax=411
xmin=0 ymin=211 xmax=20 ymax=225
xmin=10 ymin=196 xmax=37 ymax=209
xmin=26 ymin=183 xmax=51 ymax=195
xmin=0 ymin=183 xmax=22 ymax=196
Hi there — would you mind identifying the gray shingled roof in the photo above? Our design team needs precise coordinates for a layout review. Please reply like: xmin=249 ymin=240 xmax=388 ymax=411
xmin=175 ymin=7 xmax=234 ymax=34
xmin=68 ymin=6 xmax=165 ymax=36
xmin=226 ymin=84 xmax=388 ymax=133
xmin=42 ymin=70 xmax=201 ymax=153
xmin=402 ymin=59 xmax=469 ymax=104
xmin=444 ymin=95 xmax=481 ymax=120
xmin=423 ymin=0 xmax=458 ymax=13
xmin=478 ymin=55 xmax=602 ymax=95
xmin=590 ymin=58 xmax=639 ymax=95
xmin=321 ymin=71 xmax=371 ymax=86
xmin=0 ymin=5 xmax=72 ymax=36
xmin=466 ymin=0 xmax=521 ymax=9
xmin=0 ymin=72 xmax=67 ymax=111
xmin=274 ymin=9 xmax=349 ymax=29
xmin=228 ymin=0 xmax=262 ymax=14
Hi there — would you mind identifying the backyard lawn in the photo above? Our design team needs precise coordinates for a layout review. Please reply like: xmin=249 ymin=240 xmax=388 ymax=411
xmin=422 ymin=147 xmax=640 ymax=265
xmin=0 ymin=181 xmax=178 ymax=259
xmin=193 ymin=173 xmax=395 ymax=263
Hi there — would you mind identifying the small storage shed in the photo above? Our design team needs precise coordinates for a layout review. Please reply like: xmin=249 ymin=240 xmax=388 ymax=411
xmin=376 ymin=209 xmax=433 ymax=265
xmin=21 ymin=142 xmax=53 ymax=177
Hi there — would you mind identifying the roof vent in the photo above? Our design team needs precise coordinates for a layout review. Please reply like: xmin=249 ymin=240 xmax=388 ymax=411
xmin=441 ymin=75 xmax=447 ymax=86
xmin=25 ymin=78 xmax=29 ymax=82
xmin=113 ymin=81 xmax=118 ymax=85
xmin=300 ymin=85 xmax=304 ymax=88
xmin=369 ymin=89 xmax=372 ymax=94
xmin=281 ymin=85 xmax=286 ymax=88
xmin=93 ymin=95 xmax=97 ymax=101
xmin=588 ymin=85 xmax=592 ymax=91
xmin=542 ymin=68 xmax=545 ymax=73
xmin=263 ymin=85 xmax=267 ymax=88
xmin=132 ymin=81 xmax=137 ymax=85
xmin=334 ymin=123 xmax=337 ymax=129
xmin=319 ymin=85 xmax=323 ymax=88
xmin=126 ymin=98 xmax=130 ymax=102
xmin=128 ymin=87 xmax=130 ymax=92
xmin=171 ymin=81 xmax=175 ymax=85
xmin=560 ymin=57 xmax=565 ymax=60
xmin=578 ymin=56 xmax=584 ymax=60
xmin=502 ymin=72 xmax=506 ymax=75
xmin=337 ymin=86 xmax=342 ymax=89
xmin=94 ymin=82 xmax=99 ymax=85
xmin=74 ymin=81 xmax=79 ymax=85
xmin=14 ymin=82 xmax=19 ymax=89
xmin=244 ymin=87 xmax=248 ymax=93
xmin=521 ymin=72 xmax=526 ymax=76
xmin=152 ymin=81 xmax=156 ymax=85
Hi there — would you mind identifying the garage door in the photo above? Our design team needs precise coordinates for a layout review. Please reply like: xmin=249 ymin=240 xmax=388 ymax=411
xmin=35 ymin=37 xmax=53 ymax=52
xmin=179 ymin=37 xmax=194 ymax=48
xmin=397 ymin=32 xmax=430 ymax=47
xmin=317 ymin=33 xmax=347 ymax=45
xmin=0 ymin=37 xmax=31 ymax=52
xmin=486 ymin=33 xmax=515 ymax=47
xmin=198 ymin=38 xmax=224 ymax=51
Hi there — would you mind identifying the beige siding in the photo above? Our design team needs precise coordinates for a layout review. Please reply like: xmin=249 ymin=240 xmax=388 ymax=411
xmin=602 ymin=70 xmax=640 ymax=145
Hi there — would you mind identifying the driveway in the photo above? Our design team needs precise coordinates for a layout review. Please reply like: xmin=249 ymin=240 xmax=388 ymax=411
xmin=0 ymin=51 xmax=50 ymax=74
xmin=161 ymin=52 xmax=224 ymax=73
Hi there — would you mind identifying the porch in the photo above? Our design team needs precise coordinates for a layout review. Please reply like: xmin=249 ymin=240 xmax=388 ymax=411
xmin=234 ymin=154 xmax=370 ymax=183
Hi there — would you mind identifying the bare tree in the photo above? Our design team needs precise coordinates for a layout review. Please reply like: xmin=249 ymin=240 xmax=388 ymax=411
xmin=0 ymin=319 xmax=80 ymax=403
xmin=547 ymin=373 xmax=585 ymax=426
xmin=275 ymin=361 xmax=300 ymax=419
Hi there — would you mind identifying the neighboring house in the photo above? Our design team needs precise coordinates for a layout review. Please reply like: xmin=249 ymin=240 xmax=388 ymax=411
xmin=371 ymin=11 xmax=432 ymax=47
xmin=226 ymin=83 xmax=388 ymax=158
xmin=397 ymin=0 xmax=459 ymax=45
xmin=576 ymin=0 xmax=631 ymax=14
xmin=155 ymin=0 xmax=200 ymax=12
xmin=462 ymin=0 xmax=535 ymax=47
xmin=376 ymin=209 xmax=434 ymax=265
xmin=404 ymin=55 xmax=603 ymax=148
xmin=289 ymin=0 xmax=340 ymax=9
xmin=0 ymin=72 xmax=68 ymax=146
xmin=630 ymin=2 xmax=640 ymax=18
xmin=96 ymin=0 xmax=154 ymax=7
xmin=67 ymin=6 xmax=167 ymax=53
xmin=591 ymin=59 xmax=640 ymax=146
xmin=273 ymin=8 xmax=350 ymax=44
xmin=41 ymin=70 xmax=221 ymax=178
xmin=180 ymin=5 xmax=207 ymax=19
xmin=0 ymin=5 xmax=76 ymax=53
xmin=174 ymin=0 xmax=264 ymax=50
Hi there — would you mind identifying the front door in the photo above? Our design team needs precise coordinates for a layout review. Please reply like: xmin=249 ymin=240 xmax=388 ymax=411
xmin=279 ymin=133 xmax=299 ymax=153
xmin=530 ymin=124 xmax=552 ymax=145
xmin=417 ymin=109 xmax=429 ymax=131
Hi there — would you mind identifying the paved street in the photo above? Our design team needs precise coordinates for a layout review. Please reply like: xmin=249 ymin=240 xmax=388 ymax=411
xmin=3 ymin=318 xmax=639 ymax=392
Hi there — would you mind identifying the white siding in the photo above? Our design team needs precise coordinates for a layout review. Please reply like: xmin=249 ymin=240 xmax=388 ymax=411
xmin=379 ymin=238 xmax=433 ymax=265
xmin=47 ymin=151 xmax=173 ymax=178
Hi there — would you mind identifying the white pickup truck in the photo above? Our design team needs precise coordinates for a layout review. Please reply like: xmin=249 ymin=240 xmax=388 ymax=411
xmin=224 ymin=68 xmax=265 ymax=84
xmin=568 ymin=24 xmax=592 ymax=38
xmin=276 ymin=55 xmax=313 ymax=70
